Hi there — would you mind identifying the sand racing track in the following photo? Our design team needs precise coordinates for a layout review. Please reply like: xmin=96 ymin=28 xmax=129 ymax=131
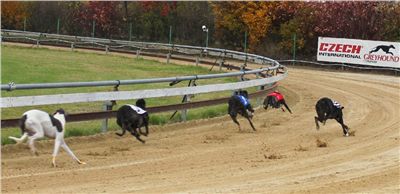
xmin=1 ymin=68 xmax=399 ymax=193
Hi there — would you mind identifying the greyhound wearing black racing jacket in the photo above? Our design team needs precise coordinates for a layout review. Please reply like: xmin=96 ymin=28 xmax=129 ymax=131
xmin=314 ymin=97 xmax=350 ymax=136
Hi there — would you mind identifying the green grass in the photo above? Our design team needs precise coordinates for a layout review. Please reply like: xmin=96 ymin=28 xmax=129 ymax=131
xmin=1 ymin=45 xmax=258 ymax=145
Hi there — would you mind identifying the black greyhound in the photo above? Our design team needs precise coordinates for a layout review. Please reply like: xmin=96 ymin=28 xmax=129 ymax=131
xmin=228 ymin=90 xmax=256 ymax=131
xmin=116 ymin=99 xmax=149 ymax=143
xmin=314 ymin=97 xmax=350 ymax=136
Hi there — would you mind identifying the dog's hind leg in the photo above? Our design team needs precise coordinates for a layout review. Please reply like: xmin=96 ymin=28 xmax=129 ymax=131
xmin=28 ymin=134 xmax=43 ymax=156
xmin=115 ymin=123 xmax=127 ymax=136
xmin=8 ymin=132 xmax=28 ymax=144
xmin=229 ymin=112 xmax=241 ymax=131
xmin=26 ymin=123 xmax=44 ymax=156
xmin=314 ymin=116 xmax=321 ymax=130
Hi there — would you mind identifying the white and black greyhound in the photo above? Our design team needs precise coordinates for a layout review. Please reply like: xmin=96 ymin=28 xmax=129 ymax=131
xmin=8 ymin=109 xmax=86 ymax=167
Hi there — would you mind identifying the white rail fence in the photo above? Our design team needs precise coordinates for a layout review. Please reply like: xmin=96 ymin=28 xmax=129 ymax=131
xmin=1 ymin=30 xmax=288 ymax=129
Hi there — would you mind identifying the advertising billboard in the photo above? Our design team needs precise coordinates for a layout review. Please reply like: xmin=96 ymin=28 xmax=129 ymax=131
xmin=317 ymin=37 xmax=400 ymax=68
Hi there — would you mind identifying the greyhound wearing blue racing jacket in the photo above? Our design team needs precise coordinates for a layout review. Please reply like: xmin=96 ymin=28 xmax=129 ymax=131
xmin=228 ymin=90 xmax=256 ymax=131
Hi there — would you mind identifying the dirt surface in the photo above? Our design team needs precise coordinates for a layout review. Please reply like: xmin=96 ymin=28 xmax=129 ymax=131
xmin=2 ymin=67 xmax=400 ymax=193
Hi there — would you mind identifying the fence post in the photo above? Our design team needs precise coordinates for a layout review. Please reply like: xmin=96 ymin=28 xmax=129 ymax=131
xmin=219 ymin=51 xmax=226 ymax=71
xmin=244 ymin=31 xmax=247 ymax=54
xmin=167 ymin=52 xmax=171 ymax=64
xmin=181 ymin=80 xmax=195 ymax=122
xmin=129 ymin=22 xmax=132 ymax=41
xmin=71 ymin=43 xmax=74 ymax=51
xmin=181 ymin=97 xmax=188 ymax=121
xmin=136 ymin=49 xmax=140 ymax=59
xmin=92 ymin=20 xmax=96 ymax=38
xmin=219 ymin=58 xmax=225 ymax=71
xmin=169 ymin=25 xmax=172 ymax=45
xmin=101 ymin=101 xmax=113 ymax=132
xmin=195 ymin=56 xmax=199 ymax=66
xmin=36 ymin=33 xmax=41 ymax=47
xmin=256 ymin=72 xmax=263 ymax=106
xmin=292 ymin=33 xmax=296 ymax=66
xmin=105 ymin=45 xmax=109 ymax=54
xmin=23 ymin=17 xmax=26 ymax=31
xmin=57 ymin=18 xmax=60 ymax=34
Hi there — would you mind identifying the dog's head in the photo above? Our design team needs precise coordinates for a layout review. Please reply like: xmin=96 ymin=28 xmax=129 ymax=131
xmin=54 ymin=108 xmax=66 ymax=115
xmin=239 ymin=90 xmax=249 ymax=98
xmin=53 ymin=108 xmax=67 ymax=128
xmin=390 ymin=45 xmax=395 ymax=49
xmin=136 ymin=99 xmax=146 ymax=110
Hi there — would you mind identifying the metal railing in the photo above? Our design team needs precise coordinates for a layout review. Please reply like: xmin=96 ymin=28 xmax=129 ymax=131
xmin=1 ymin=30 xmax=287 ymax=129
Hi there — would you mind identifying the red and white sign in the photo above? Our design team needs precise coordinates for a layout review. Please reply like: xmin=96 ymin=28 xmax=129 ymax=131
xmin=317 ymin=37 xmax=400 ymax=68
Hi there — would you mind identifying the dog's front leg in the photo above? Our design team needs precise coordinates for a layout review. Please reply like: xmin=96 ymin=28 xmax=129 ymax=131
xmin=52 ymin=135 xmax=63 ymax=167
xmin=139 ymin=126 xmax=149 ymax=137
xmin=247 ymin=117 xmax=256 ymax=131
xmin=131 ymin=130 xmax=145 ymax=144
xmin=61 ymin=141 xmax=86 ymax=165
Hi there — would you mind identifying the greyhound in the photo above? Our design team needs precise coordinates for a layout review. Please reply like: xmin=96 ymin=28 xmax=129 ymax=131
xmin=314 ymin=97 xmax=350 ymax=136
xmin=228 ymin=90 xmax=256 ymax=131
xmin=9 ymin=109 xmax=86 ymax=167
xmin=116 ymin=99 xmax=149 ymax=143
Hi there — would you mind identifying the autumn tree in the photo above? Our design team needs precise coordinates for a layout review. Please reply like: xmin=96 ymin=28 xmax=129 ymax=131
xmin=58 ymin=2 xmax=84 ymax=35
xmin=138 ymin=1 xmax=177 ymax=41
xmin=77 ymin=1 xmax=120 ymax=38
xmin=278 ymin=2 xmax=399 ymax=57
xmin=376 ymin=2 xmax=400 ymax=41
xmin=212 ymin=2 xmax=283 ymax=51
xmin=212 ymin=2 xmax=275 ymax=51
xmin=211 ymin=2 xmax=245 ymax=49
xmin=1 ymin=1 xmax=30 ymax=30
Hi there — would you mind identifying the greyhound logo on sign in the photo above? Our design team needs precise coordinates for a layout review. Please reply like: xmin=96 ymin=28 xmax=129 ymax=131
xmin=364 ymin=45 xmax=399 ymax=64
xmin=369 ymin=45 xmax=396 ymax=55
